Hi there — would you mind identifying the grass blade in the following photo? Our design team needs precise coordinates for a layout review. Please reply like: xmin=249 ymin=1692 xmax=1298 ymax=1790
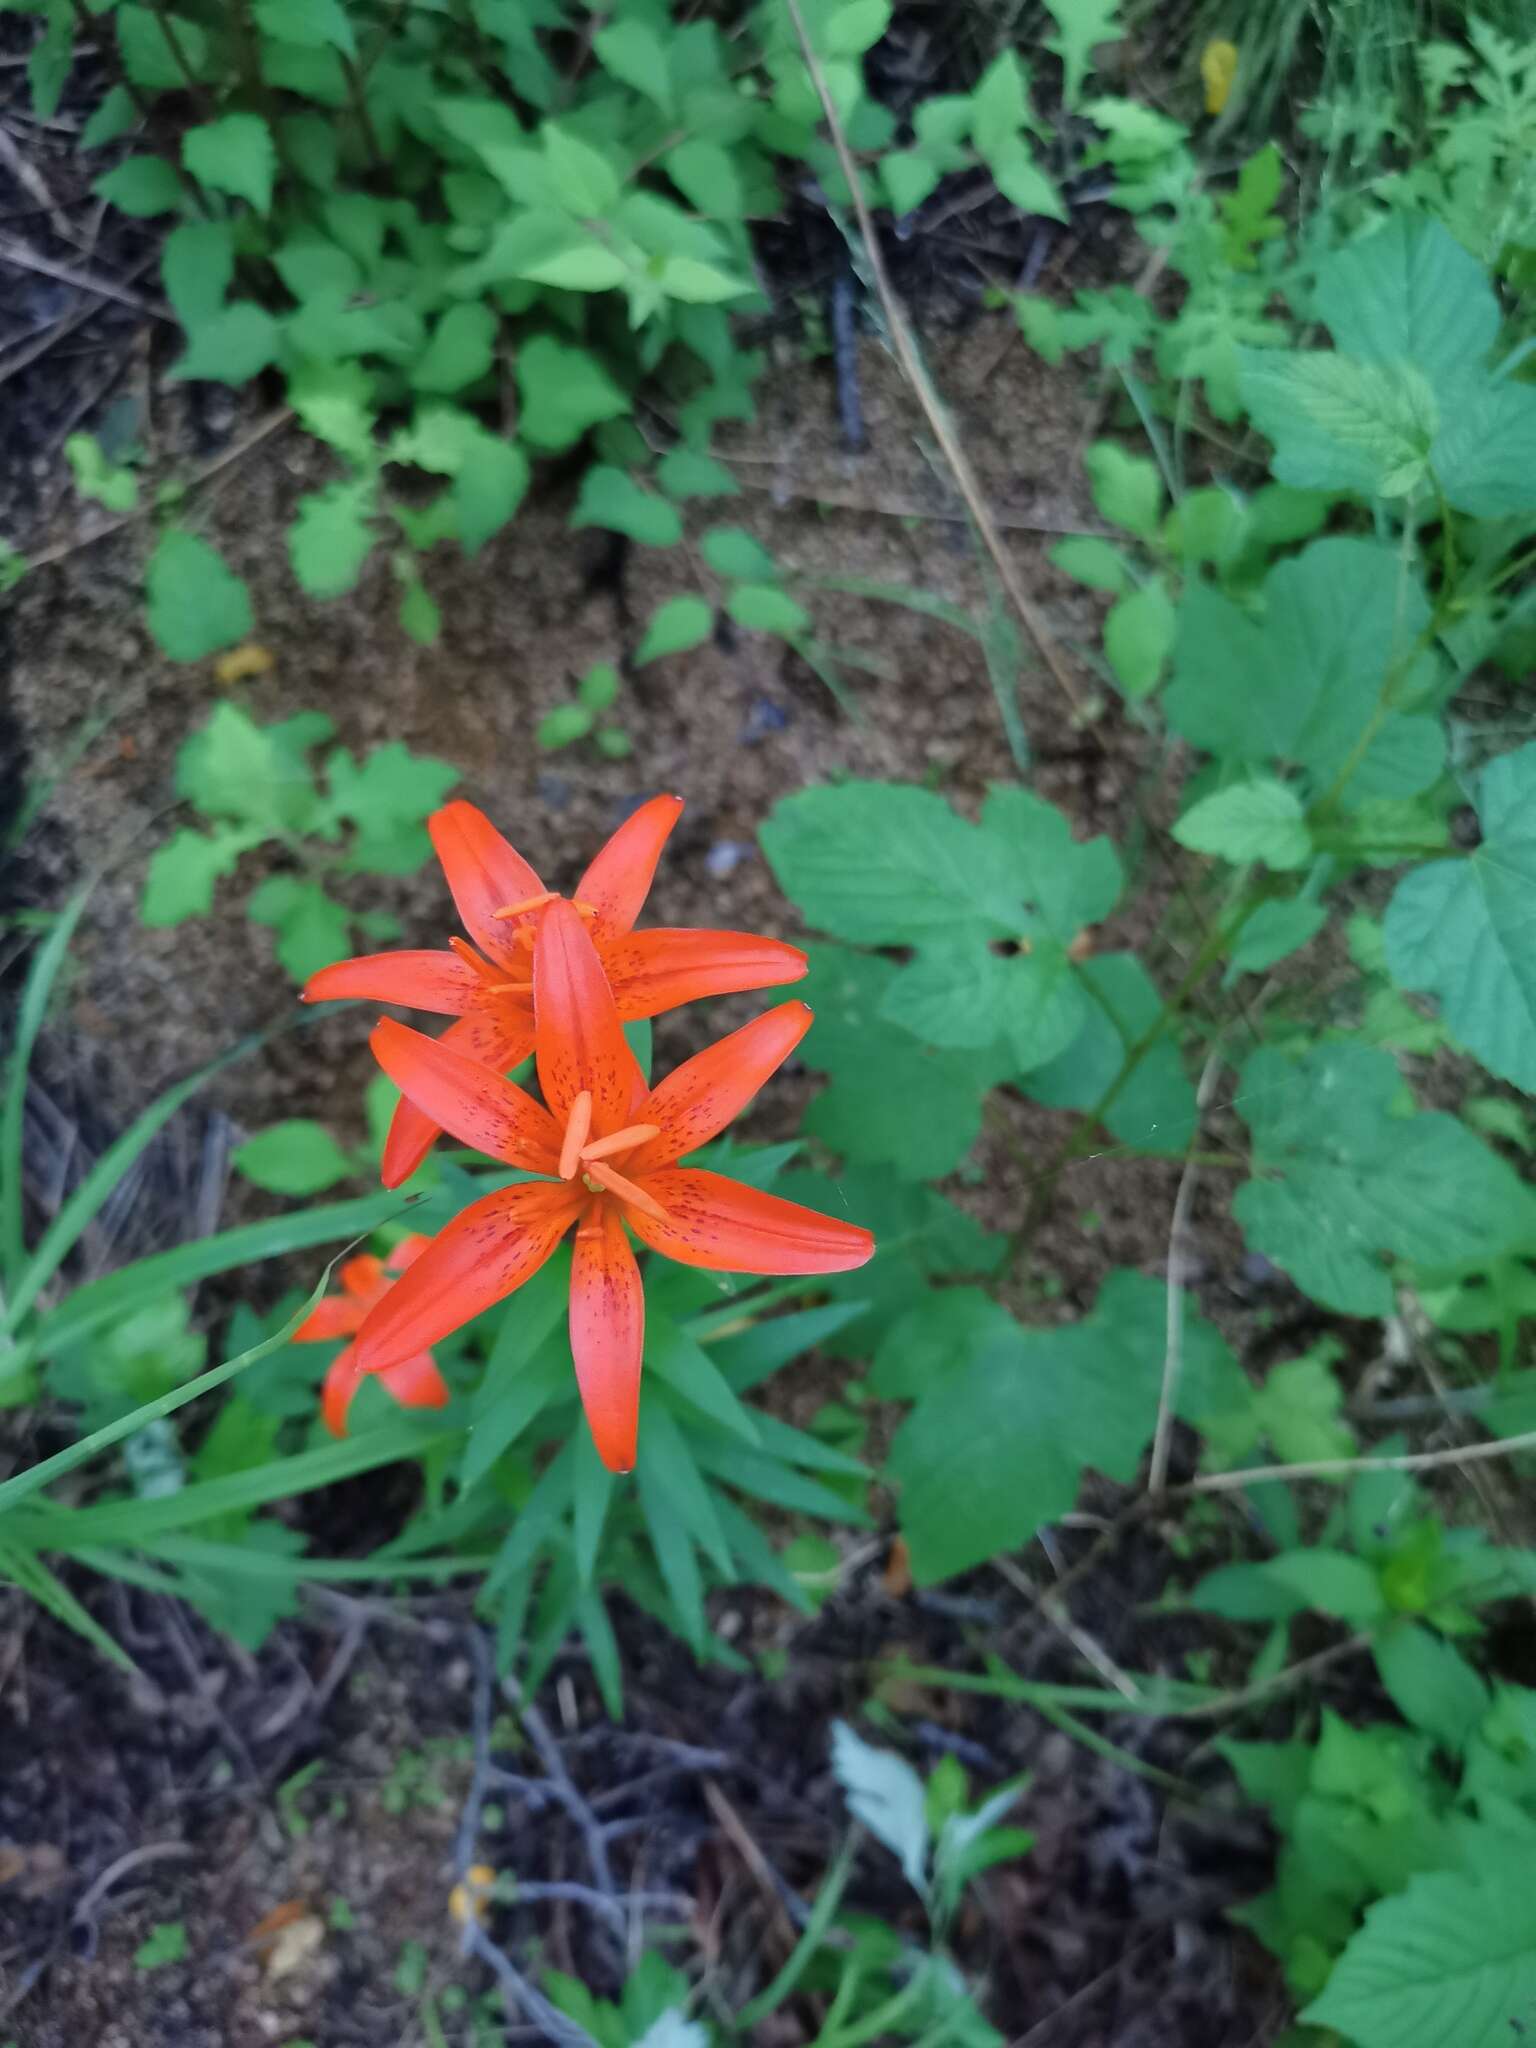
xmin=1 ymin=882 xmax=91 ymax=1287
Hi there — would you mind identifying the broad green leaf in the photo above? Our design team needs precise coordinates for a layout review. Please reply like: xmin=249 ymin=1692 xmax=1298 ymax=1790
xmin=251 ymin=879 xmax=352 ymax=981
xmin=1239 ymin=350 xmax=1438 ymax=498
xmin=795 ymin=947 xmax=1001 ymax=1181
xmin=1198 ymin=1340 xmax=1355 ymax=1471
xmin=145 ymin=532 xmax=253 ymax=661
xmin=636 ymin=595 xmax=713 ymax=665
xmin=454 ymin=435 xmax=529 ymax=554
xmin=117 ymin=5 xmax=209 ymax=90
xmin=175 ymin=703 xmax=329 ymax=830
xmin=1103 ymin=577 xmax=1175 ymax=698
xmin=570 ymin=467 xmax=682 ymax=547
xmin=882 ymin=149 xmax=941 ymax=216
xmin=727 ymin=584 xmax=809 ymax=637
xmin=535 ymin=705 xmax=592 ymax=750
xmin=656 ymin=448 xmax=739 ymax=500
xmin=288 ymin=359 xmax=376 ymax=463
xmin=1084 ymin=440 xmax=1162 ymax=539
xmin=1314 ymin=215 xmax=1499 ymax=393
xmin=183 ymin=113 xmax=275 ymax=214
xmin=411 ymin=303 xmax=497 ymax=394
xmin=666 ymin=139 xmax=746 ymax=220
xmin=253 ymin=0 xmax=355 ymax=52
xmin=1021 ymin=951 xmax=1196 ymax=1156
xmin=94 ymin=156 xmax=182 ymax=217
xmin=701 ymin=527 xmax=778 ymax=580
xmin=517 ymin=337 xmax=630 ymax=450
xmin=870 ymin=1289 xmax=1015 ymax=1399
xmin=234 ymin=1121 xmax=354 ymax=1196
xmin=823 ymin=0 xmax=892 ymax=56
xmin=984 ymin=141 xmax=1066 ymax=220
xmin=1373 ymin=1621 xmax=1490 ymax=1751
xmin=1165 ymin=537 xmax=1443 ymax=800
xmin=1192 ymin=1550 xmax=1386 ymax=1625
xmin=970 ymin=50 xmax=1030 ymax=158
xmin=1049 ymin=536 xmax=1132 ymax=593
xmin=81 ymin=85 xmax=138 ymax=151
xmin=888 ymin=1268 xmax=1243 ymax=1581
xmin=1385 ymin=742 xmax=1536 ymax=1090
xmin=170 ymin=303 xmax=279 ymax=384
xmin=1233 ymin=1042 xmax=1536 ymax=1316
xmin=1430 ymin=375 xmax=1536 ymax=519
xmin=1173 ymin=778 xmax=1312 ymax=870
xmin=290 ymin=479 xmax=377 ymax=597
xmin=593 ymin=18 xmax=673 ymax=112
xmin=1227 ymin=900 xmax=1328 ymax=975
xmin=1304 ymin=1834 xmax=1536 ymax=2048
xmin=161 ymin=220 xmax=234 ymax=327
xmin=141 ymin=826 xmax=257 ymax=926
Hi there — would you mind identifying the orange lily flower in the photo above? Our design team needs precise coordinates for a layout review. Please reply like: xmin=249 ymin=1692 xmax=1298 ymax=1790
xmin=302 ymin=795 xmax=807 ymax=1189
xmin=294 ymin=1235 xmax=450 ymax=1437
xmin=353 ymin=901 xmax=874 ymax=1473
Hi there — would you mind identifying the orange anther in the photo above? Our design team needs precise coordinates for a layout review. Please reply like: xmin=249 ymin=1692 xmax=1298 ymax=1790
xmin=579 ymin=1123 xmax=660 ymax=1163
xmin=572 ymin=900 xmax=599 ymax=920
xmin=487 ymin=980 xmax=533 ymax=995
xmin=558 ymin=1091 xmax=593 ymax=1181
xmin=448 ymin=936 xmax=499 ymax=980
xmin=582 ymin=1159 xmax=669 ymax=1223
xmin=491 ymin=891 xmax=558 ymax=920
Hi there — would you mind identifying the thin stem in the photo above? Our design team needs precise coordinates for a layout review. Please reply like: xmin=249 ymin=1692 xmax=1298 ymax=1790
xmin=1189 ymin=1429 xmax=1536 ymax=1495
xmin=782 ymin=0 xmax=1084 ymax=717
xmin=1148 ymin=1045 xmax=1225 ymax=1495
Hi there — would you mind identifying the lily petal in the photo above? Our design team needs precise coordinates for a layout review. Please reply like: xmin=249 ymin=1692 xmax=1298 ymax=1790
xmin=379 ymin=1011 xmax=536 ymax=1188
xmin=624 ymin=1168 xmax=876 ymax=1275
xmin=354 ymin=1180 xmax=581 ymax=1374
xmin=573 ymin=793 xmax=683 ymax=935
xmin=533 ymin=900 xmax=647 ymax=1131
xmin=322 ymin=1344 xmax=449 ymax=1438
xmin=603 ymin=928 xmax=809 ymax=1018
xmin=385 ymin=1233 xmax=434 ymax=1273
xmin=626 ymin=1002 xmax=813 ymax=1174
xmin=568 ymin=1203 xmax=645 ymax=1473
xmin=294 ymin=1295 xmax=365 ymax=1343
xmin=371 ymin=1019 xmax=562 ymax=1173
xmin=338 ymin=1254 xmax=386 ymax=1299
xmin=429 ymin=801 xmax=546 ymax=968
xmin=303 ymin=949 xmax=485 ymax=1015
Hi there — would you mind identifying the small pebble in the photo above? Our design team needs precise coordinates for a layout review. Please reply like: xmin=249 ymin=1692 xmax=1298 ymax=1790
xmin=741 ymin=696 xmax=789 ymax=743
xmin=705 ymin=840 xmax=755 ymax=879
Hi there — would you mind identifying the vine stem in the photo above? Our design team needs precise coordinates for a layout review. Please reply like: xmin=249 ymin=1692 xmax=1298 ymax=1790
xmin=1187 ymin=1429 xmax=1536 ymax=1493
xmin=1147 ymin=1043 xmax=1225 ymax=1495
xmin=781 ymin=0 xmax=1084 ymax=716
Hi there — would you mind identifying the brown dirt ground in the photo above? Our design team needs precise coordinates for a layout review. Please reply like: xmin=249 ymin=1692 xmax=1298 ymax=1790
xmin=1 ymin=316 xmax=1321 ymax=2046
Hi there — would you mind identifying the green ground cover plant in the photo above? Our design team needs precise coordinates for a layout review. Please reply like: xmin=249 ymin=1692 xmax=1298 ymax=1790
xmin=6 ymin=3 xmax=1536 ymax=2042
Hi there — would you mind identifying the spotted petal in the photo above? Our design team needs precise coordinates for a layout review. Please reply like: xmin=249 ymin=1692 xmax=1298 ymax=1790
xmin=371 ymin=1019 xmax=561 ymax=1173
xmin=429 ymin=801 xmax=546 ymax=969
xmin=321 ymin=1343 xmax=449 ymax=1438
xmin=379 ymin=1010 xmax=536 ymax=1188
xmin=303 ymin=949 xmax=485 ymax=1014
xmin=574 ymin=793 xmax=683 ymax=936
xmin=533 ymin=899 xmax=647 ymax=1132
xmin=626 ymin=1002 xmax=813 ymax=1173
xmin=354 ymin=1180 xmax=581 ymax=1374
xmin=568 ymin=1202 xmax=645 ymax=1473
xmin=603 ymin=927 xmax=808 ymax=1018
xmin=624 ymin=1168 xmax=875 ymax=1274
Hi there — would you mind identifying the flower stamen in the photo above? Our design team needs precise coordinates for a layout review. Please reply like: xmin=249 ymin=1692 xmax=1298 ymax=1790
xmin=486 ymin=980 xmax=533 ymax=995
xmin=491 ymin=890 xmax=559 ymax=920
xmin=558 ymin=1091 xmax=593 ymax=1181
xmin=581 ymin=1159 xmax=669 ymax=1222
xmin=448 ymin=936 xmax=501 ymax=981
xmin=579 ymin=1123 xmax=660 ymax=1162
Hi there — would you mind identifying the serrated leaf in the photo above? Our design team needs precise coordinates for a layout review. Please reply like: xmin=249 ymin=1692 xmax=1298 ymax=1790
xmin=94 ymin=156 xmax=182 ymax=218
xmin=701 ymin=526 xmax=777 ymax=580
xmin=636 ymin=594 xmax=713 ymax=665
xmin=1084 ymin=440 xmax=1163 ymax=538
xmin=593 ymin=18 xmax=673 ymax=113
xmin=1239 ymin=350 xmax=1439 ymax=498
xmin=253 ymin=0 xmax=355 ymax=54
xmin=1023 ymin=951 xmax=1195 ymax=1155
xmin=1049 ymin=535 xmax=1132 ymax=593
xmin=882 ymin=148 xmax=941 ymax=216
xmin=411 ymin=302 xmax=497 ymax=394
xmin=1314 ymin=214 xmax=1499 ymax=394
xmin=161 ymin=220 xmax=234 ymax=327
xmin=570 ymin=467 xmax=681 ymax=547
xmin=656 ymin=447 xmax=739 ymax=500
xmin=234 ymin=1121 xmax=353 ymax=1196
xmin=1304 ymin=1836 xmax=1536 ymax=2048
xmin=889 ymin=1268 xmax=1243 ymax=1581
xmin=1165 ymin=537 xmax=1443 ymax=800
xmin=1373 ymin=1621 xmax=1490 ymax=1751
xmin=1042 ymin=0 xmax=1121 ymax=107
xmin=141 ymin=827 xmax=256 ymax=926
xmin=1227 ymin=900 xmax=1328 ymax=975
xmin=118 ymin=5 xmax=208 ymax=90
xmin=1233 ymin=1042 xmax=1536 ymax=1316
xmin=290 ymin=479 xmax=378 ymax=598
xmin=183 ymin=113 xmax=275 ymax=215
xmin=145 ymin=532 xmax=253 ymax=662
xmin=170 ymin=303 xmax=279 ymax=385
xmin=517 ymin=337 xmax=630 ymax=451
xmin=1384 ymin=743 xmax=1536 ymax=1089
xmin=261 ymin=882 xmax=353 ymax=982
xmin=1173 ymin=778 xmax=1312 ymax=870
